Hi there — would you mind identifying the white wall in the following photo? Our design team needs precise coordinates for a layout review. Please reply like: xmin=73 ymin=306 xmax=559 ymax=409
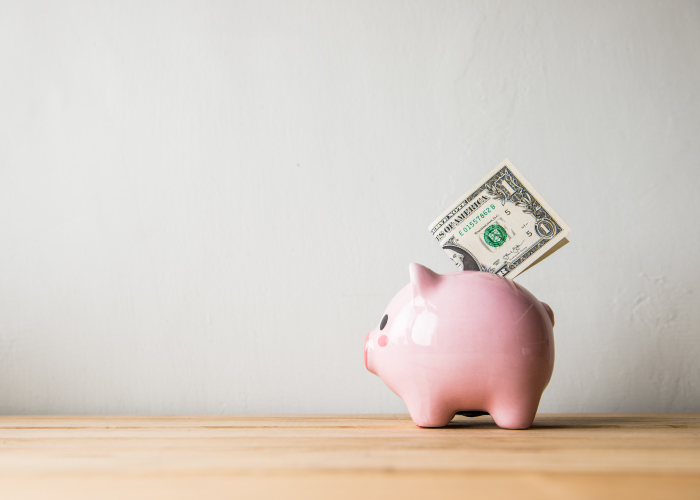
xmin=1 ymin=0 xmax=699 ymax=414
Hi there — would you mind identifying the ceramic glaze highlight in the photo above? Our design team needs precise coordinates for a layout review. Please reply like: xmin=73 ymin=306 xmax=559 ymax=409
xmin=364 ymin=263 xmax=555 ymax=430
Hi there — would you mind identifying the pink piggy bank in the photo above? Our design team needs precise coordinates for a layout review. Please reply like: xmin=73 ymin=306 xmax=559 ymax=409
xmin=364 ymin=264 xmax=555 ymax=429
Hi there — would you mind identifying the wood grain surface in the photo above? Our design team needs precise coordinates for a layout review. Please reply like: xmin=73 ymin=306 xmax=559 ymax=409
xmin=0 ymin=414 xmax=698 ymax=499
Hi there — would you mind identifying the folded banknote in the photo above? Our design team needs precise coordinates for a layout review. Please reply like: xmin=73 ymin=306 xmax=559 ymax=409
xmin=428 ymin=159 xmax=571 ymax=279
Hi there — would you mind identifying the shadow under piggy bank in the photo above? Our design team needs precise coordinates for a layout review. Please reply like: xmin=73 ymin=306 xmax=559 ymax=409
xmin=364 ymin=263 xmax=555 ymax=430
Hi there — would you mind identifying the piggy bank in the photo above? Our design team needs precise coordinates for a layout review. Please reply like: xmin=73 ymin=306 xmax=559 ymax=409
xmin=364 ymin=263 xmax=555 ymax=429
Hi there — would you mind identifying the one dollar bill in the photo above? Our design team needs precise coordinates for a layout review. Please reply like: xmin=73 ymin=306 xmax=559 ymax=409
xmin=428 ymin=159 xmax=571 ymax=279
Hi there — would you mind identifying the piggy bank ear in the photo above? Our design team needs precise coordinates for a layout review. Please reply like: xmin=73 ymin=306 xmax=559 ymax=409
xmin=409 ymin=263 xmax=440 ymax=296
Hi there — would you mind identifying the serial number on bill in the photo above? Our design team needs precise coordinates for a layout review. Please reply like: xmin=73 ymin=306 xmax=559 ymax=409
xmin=457 ymin=204 xmax=497 ymax=236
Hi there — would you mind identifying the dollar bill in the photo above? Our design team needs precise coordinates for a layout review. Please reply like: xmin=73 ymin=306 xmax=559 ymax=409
xmin=428 ymin=159 xmax=571 ymax=279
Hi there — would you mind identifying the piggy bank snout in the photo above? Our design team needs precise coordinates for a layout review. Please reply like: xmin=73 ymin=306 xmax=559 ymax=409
xmin=365 ymin=331 xmax=379 ymax=375
xmin=364 ymin=332 xmax=371 ymax=372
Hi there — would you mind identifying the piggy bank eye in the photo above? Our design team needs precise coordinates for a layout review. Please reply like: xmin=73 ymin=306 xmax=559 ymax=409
xmin=380 ymin=314 xmax=388 ymax=330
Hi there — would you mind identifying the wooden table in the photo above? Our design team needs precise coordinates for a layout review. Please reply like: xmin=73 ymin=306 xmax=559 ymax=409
xmin=0 ymin=414 xmax=698 ymax=499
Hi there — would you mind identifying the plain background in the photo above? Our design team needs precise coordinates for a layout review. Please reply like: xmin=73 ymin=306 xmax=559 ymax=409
xmin=1 ymin=0 xmax=699 ymax=414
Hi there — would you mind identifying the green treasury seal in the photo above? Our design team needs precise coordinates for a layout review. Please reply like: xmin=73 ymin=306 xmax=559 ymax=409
xmin=484 ymin=224 xmax=507 ymax=248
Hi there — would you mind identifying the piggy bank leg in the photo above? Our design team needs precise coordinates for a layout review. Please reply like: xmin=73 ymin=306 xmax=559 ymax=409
xmin=488 ymin=396 xmax=540 ymax=430
xmin=406 ymin=401 xmax=454 ymax=428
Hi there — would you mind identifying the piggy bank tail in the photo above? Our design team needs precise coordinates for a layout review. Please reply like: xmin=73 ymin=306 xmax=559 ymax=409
xmin=541 ymin=302 xmax=555 ymax=326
